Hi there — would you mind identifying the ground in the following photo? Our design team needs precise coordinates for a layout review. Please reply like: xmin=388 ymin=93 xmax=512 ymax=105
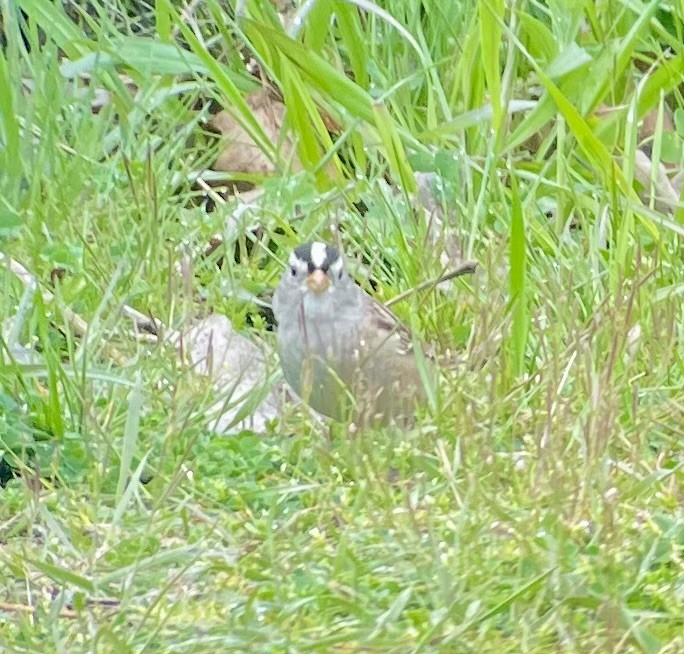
xmin=0 ymin=0 xmax=683 ymax=651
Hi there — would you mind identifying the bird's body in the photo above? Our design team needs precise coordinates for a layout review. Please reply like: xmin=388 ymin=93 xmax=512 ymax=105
xmin=273 ymin=242 xmax=430 ymax=425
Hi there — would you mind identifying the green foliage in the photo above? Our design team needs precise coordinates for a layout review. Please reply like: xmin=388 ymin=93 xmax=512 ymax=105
xmin=1 ymin=0 xmax=683 ymax=651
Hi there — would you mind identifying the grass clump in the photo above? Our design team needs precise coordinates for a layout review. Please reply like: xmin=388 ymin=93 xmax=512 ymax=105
xmin=1 ymin=0 xmax=683 ymax=652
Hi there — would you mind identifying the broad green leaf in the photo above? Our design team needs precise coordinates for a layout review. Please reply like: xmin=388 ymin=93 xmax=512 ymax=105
xmin=112 ymin=37 xmax=213 ymax=79
xmin=675 ymin=108 xmax=684 ymax=135
xmin=519 ymin=12 xmax=558 ymax=63
xmin=155 ymin=0 xmax=172 ymax=42
xmin=0 ymin=209 xmax=23 ymax=236
xmin=546 ymin=42 xmax=592 ymax=79
xmin=106 ymin=36 xmax=257 ymax=92
xmin=59 ymin=52 xmax=117 ymax=78
xmin=619 ymin=607 xmax=662 ymax=654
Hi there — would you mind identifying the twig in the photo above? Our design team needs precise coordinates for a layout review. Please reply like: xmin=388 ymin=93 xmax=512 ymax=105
xmin=1 ymin=253 xmax=90 ymax=336
xmin=385 ymin=260 xmax=478 ymax=308
xmin=0 ymin=601 xmax=77 ymax=619
xmin=0 ymin=254 xmax=166 ymax=363
xmin=0 ymin=596 xmax=121 ymax=619
xmin=121 ymin=305 xmax=162 ymax=336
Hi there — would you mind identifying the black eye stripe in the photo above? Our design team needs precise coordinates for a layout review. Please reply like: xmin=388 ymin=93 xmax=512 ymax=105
xmin=293 ymin=243 xmax=314 ymax=268
xmin=293 ymin=242 xmax=340 ymax=273
xmin=325 ymin=247 xmax=340 ymax=270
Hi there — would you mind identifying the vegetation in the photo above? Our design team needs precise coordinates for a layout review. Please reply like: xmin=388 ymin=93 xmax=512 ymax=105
xmin=1 ymin=0 xmax=683 ymax=651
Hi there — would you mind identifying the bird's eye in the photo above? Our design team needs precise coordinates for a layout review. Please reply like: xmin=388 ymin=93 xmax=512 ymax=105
xmin=290 ymin=266 xmax=297 ymax=277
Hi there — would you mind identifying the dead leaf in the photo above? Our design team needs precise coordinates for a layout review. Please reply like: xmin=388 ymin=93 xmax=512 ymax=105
xmin=594 ymin=105 xmax=682 ymax=214
xmin=634 ymin=148 xmax=681 ymax=213
xmin=638 ymin=106 xmax=675 ymax=161
xmin=209 ymin=90 xmax=301 ymax=176
xmin=636 ymin=106 xmax=684 ymax=213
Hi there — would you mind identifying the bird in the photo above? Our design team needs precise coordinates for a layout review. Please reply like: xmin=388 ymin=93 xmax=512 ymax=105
xmin=272 ymin=241 xmax=433 ymax=426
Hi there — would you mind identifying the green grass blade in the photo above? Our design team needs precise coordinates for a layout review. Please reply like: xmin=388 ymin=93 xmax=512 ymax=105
xmin=155 ymin=0 xmax=171 ymax=42
xmin=112 ymin=450 xmax=151 ymax=525
xmin=0 ymin=47 xmax=21 ymax=201
xmin=23 ymin=557 xmax=96 ymax=593
xmin=280 ymin=62 xmax=336 ymax=185
xmin=636 ymin=51 xmax=684 ymax=119
xmin=372 ymin=101 xmax=417 ymax=193
xmin=478 ymin=0 xmax=504 ymax=132
xmin=509 ymin=27 xmax=661 ymax=242
xmin=509 ymin=168 xmax=528 ymax=378
xmin=242 ymin=19 xmax=375 ymax=124
xmin=17 ymin=0 xmax=93 ymax=57
xmin=35 ymin=295 xmax=65 ymax=439
xmin=334 ymin=0 xmax=369 ymax=89
xmin=519 ymin=11 xmax=559 ymax=63
xmin=303 ymin=0 xmax=334 ymax=52
xmin=161 ymin=0 xmax=278 ymax=164
xmin=582 ymin=0 xmax=661 ymax=113
xmin=116 ymin=370 xmax=143 ymax=502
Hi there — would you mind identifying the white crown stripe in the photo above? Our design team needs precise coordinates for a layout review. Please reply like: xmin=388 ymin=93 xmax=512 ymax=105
xmin=310 ymin=242 xmax=328 ymax=268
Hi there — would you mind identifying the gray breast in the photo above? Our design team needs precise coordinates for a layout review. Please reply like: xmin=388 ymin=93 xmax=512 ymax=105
xmin=276 ymin=286 xmax=365 ymax=420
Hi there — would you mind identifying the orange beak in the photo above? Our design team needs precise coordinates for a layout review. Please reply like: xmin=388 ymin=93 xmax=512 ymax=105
xmin=306 ymin=269 xmax=330 ymax=294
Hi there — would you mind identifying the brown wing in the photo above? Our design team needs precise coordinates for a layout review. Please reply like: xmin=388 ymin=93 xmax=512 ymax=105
xmin=360 ymin=290 xmax=431 ymax=358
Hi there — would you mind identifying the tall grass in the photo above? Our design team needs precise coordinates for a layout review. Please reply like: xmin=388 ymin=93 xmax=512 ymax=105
xmin=1 ymin=0 xmax=683 ymax=651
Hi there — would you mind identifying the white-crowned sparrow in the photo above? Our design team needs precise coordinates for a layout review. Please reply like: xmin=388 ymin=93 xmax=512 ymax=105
xmin=272 ymin=241 xmax=433 ymax=425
